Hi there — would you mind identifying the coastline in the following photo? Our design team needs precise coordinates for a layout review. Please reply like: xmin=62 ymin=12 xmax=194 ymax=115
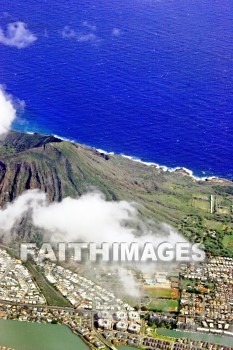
xmin=21 ymin=129 xmax=231 ymax=184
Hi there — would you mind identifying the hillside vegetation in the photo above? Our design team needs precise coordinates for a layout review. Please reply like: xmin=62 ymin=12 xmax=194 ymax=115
xmin=0 ymin=131 xmax=232 ymax=256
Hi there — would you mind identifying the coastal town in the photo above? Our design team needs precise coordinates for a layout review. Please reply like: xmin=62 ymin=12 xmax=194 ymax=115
xmin=0 ymin=249 xmax=46 ymax=305
xmin=40 ymin=261 xmax=134 ymax=312
xmin=0 ymin=247 xmax=232 ymax=349
xmin=179 ymin=256 xmax=233 ymax=336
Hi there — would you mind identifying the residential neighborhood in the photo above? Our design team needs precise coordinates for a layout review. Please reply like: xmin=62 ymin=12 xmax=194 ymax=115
xmin=0 ymin=249 xmax=46 ymax=305
xmin=0 ymin=247 xmax=232 ymax=350
xmin=39 ymin=260 xmax=134 ymax=312
xmin=179 ymin=256 xmax=233 ymax=336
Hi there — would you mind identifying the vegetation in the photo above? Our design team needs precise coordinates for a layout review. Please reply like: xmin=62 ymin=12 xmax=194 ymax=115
xmin=0 ymin=131 xmax=232 ymax=257
xmin=147 ymin=299 xmax=179 ymax=312
xmin=149 ymin=329 xmax=176 ymax=341
xmin=179 ymin=215 xmax=233 ymax=257
xmin=223 ymin=234 xmax=233 ymax=249
xmin=144 ymin=288 xmax=179 ymax=299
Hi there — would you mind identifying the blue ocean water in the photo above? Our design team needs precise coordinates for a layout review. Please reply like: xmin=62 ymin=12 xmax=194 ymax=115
xmin=1 ymin=0 xmax=233 ymax=178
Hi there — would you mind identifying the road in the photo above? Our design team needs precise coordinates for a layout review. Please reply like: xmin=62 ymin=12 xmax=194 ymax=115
xmin=0 ymin=299 xmax=75 ymax=312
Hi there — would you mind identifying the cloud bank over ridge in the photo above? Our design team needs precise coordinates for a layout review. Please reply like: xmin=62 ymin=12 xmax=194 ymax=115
xmin=0 ymin=189 xmax=186 ymax=249
xmin=0 ymin=190 xmax=189 ymax=296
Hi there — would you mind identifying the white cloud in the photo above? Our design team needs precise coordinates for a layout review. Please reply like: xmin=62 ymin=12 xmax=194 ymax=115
xmin=0 ymin=190 xmax=46 ymax=233
xmin=0 ymin=22 xmax=37 ymax=49
xmin=0 ymin=190 xmax=186 ymax=248
xmin=62 ymin=24 xmax=122 ymax=44
xmin=112 ymin=28 xmax=122 ymax=37
xmin=62 ymin=25 xmax=101 ymax=45
xmin=61 ymin=26 xmax=76 ymax=39
xmin=0 ymin=85 xmax=20 ymax=134
xmin=77 ymin=32 xmax=99 ymax=43
xmin=0 ymin=190 xmax=189 ymax=296
xmin=33 ymin=191 xmax=144 ymax=243
xmin=118 ymin=267 xmax=141 ymax=297
xmin=82 ymin=21 xmax=97 ymax=31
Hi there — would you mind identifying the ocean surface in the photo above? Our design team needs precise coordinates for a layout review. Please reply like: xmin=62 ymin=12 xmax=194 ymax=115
xmin=1 ymin=0 xmax=233 ymax=178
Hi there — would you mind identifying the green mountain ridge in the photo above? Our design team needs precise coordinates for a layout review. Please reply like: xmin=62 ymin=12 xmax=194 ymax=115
xmin=0 ymin=131 xmax=232 ymax=256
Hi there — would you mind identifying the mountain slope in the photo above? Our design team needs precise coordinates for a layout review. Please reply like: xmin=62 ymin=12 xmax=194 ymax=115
xmin=0 ymin=131 xmax=232 ymax=255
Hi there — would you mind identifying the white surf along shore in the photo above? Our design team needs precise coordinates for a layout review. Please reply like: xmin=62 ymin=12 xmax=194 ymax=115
xmin=25 ymin=130 xmax=227 ymax=183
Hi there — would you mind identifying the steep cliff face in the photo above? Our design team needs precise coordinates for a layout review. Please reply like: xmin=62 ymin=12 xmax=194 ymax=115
xmin=0 ymin=131 xmax=232 ymax=228
xmin=0 ymin=133 xmax=65 ymax=204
